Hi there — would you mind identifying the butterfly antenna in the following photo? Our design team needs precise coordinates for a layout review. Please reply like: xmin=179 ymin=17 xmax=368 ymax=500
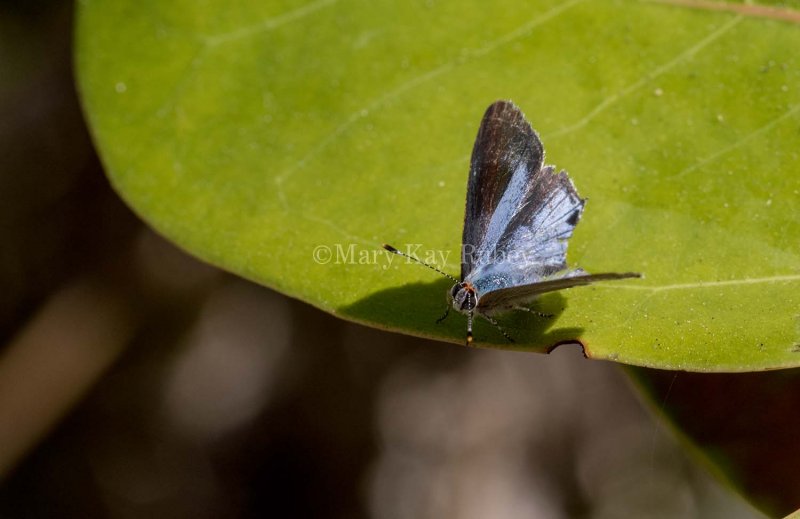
xmin=382 ymin=244 xmax=459 ymax=282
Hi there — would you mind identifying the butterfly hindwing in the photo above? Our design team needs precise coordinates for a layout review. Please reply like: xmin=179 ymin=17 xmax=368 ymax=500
xmin=473 ymin=166 xmax=586 ymax=285
xmin=476 ymin=272 xmax=642 ymax=311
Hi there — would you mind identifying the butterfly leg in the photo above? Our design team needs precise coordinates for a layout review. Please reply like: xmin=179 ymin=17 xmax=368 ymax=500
xmin=466 ymin=310 xmax=474 ymax=346
xmin=436 ymin=305 xmax=450 ymax=324
xmin=484 ymin=315 xmax=515 ymax=343
xmin=513 ymin=305 xmax=553 ymax=319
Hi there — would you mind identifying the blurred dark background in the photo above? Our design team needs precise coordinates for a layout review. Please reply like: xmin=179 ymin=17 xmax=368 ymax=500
xmin=0 ymin=2 xmax=764 ymax=517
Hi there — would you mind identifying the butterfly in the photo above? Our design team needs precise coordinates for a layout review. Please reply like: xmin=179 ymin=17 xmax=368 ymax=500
xmin=385 ymin=100 xmax=640 ymax=346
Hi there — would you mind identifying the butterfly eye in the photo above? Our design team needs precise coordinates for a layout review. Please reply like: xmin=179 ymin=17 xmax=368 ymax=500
xmin=450 ymin=284 xmax=461 ymax=298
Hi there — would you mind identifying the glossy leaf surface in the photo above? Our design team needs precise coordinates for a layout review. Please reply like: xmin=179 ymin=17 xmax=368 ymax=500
xmin=76 ymin=0 xmax=800 ymax=370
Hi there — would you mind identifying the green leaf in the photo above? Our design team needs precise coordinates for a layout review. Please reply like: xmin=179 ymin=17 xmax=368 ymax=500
xmin=75 ymin=0 xmax=800 ymax=371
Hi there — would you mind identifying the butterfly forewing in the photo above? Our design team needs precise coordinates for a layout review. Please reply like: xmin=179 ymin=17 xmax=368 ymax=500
xmin=462 ymin=100 xmax=587 ymax=295
xmin=461 ymin=101 xmax=544 ymax=280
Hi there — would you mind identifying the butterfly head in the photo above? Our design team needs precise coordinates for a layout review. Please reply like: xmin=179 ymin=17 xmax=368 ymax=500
xmin=449 ymin=281 xmax=478 ymax=314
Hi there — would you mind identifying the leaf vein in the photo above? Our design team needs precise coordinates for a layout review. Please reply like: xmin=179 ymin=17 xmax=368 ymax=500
xmin=546 ymin=14 xmax=742 ymax=139
xmin=204 ymin=0 xmax=338 ymax=47
xmin=672 ymin=103 xmax=800 ymax=178
xmin=643 ymin=0 xmax=800 ymax=25
xmin=604 ymin=273 xmax=800 ymax=292
xmin=274 ymin=0 xmax=583 ymax=208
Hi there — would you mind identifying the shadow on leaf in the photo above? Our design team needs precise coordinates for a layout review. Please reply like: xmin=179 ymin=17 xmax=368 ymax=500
xmin=339 ymin=277 xmax=585 ymax=352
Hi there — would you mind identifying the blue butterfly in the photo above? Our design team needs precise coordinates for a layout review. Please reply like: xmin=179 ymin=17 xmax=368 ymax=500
xmin=386 ymin=100 xmax=640 ymax=345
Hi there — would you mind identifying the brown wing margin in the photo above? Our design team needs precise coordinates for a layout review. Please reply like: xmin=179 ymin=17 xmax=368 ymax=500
xmin=476 ymin=272 xmax=642 ymax=309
